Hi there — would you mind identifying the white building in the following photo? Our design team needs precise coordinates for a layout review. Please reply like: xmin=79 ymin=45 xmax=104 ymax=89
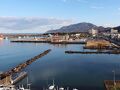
xmin=89 ymin=28 xmax=98 ymax=37
xmin=111 ymin=29 xmax=118 ymax=34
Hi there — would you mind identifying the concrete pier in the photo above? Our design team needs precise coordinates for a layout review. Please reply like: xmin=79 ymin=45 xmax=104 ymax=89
xmin=11 ymin=39 xmax=51 ymax=43
xmin=10 ymin=39 xmax=86 ymax=44
xmin=12 ymin=72 xmax=27 ymax=84
xmin=0 ymin=49 xmax=51 ymax=85
xmin=65 ymin=50 xmax=120 ymax=54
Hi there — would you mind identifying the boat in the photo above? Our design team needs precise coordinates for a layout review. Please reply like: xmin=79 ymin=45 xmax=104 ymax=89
xmin=17 ymin=84 xmax=31 ymax=90
xmin=47 ymin=80 xmax=78 ymax=90
xmin=0 ymin=76 xmax=31 ymax=90
xmin=0 ymin=85 xmax=16 ymax=90
xmin=0 ymin=84 xmax=31 ymax=90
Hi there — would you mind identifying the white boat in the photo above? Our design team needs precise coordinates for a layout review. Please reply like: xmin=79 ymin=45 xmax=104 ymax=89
xmin=17 ymin=84 xmax=31 ymax=90
xmin=47 ymin=80 xmax=78 ymax=90
xmin=0 ymin=77 xmax=31 ymax=90
xmin=0 ymin=85 xmax=16 ymax=90
xmin=0 ymin=84 xmax=31 ymax=90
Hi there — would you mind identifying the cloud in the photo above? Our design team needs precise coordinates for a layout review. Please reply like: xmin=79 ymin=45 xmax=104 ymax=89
xmin=118 ymin=8 xmax=120 ymax=11
xmin=62 ymin=0 xmax=88 ymax=3
xmin=62 ymin=0 xmax=67 ymax=2
xmin=103 ymin=23 xmax=115 ymax=27
xmin=77 ymin=0 xmax=88 ymax=3
xmin=115 ymin=8 xmax=120 ymax=16
xmin=91 ymin=6 xmax=104 ymax=9
xmin=0 ymin=17 xmax=73 ymax=33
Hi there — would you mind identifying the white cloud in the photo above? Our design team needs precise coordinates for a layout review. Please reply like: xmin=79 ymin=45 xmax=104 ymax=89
xmin=62 ymin=0 xmax=88 ymax=3
xmin=118 ymin=8 xmax=120 ymax=11
xmin=91 ymin=6 xmax=104 ymax=9
xmin=0 ymin=17 xmax=74 ymax=33
xmin=103 ymin=23 xmax=115 ymax=27
xmin=62 ymin=0 xmax=67 ymax=2
xmin=77 ymin=0 xmax=88 ymax=3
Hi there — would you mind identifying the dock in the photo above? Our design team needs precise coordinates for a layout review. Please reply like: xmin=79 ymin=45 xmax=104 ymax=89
xmin=12 ymin=71 xmax=27 ymax=84
xmin=104 ymin=80 xmax=120 ymax=90
xmin=11 ymin=39 xmax=51 ymax=43
xmin=83 ymin=46 xmax=118 ymax=50
xmin=65 ymin=50 xmax=120 ymax=54
xmin=10 ymin=39 xmax=87 ymax=44
xmin=0 ymin=49 xmax=51 ymax=85
xmin=50 ymin=41 xmax=86 ymax=44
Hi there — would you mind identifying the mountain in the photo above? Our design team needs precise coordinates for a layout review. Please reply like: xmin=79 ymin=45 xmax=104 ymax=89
xmin=46 ymin=22 xmax=107 ymax=33
xmin=113 ymin=26 xmax=120 ymax=32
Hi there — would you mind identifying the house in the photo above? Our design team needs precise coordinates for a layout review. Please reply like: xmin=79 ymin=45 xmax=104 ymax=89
xmin=50 ymin=34 xmax=70 ymax=42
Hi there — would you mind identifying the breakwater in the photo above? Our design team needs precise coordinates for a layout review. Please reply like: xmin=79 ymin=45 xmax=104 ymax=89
xmin=50 ymin=41 xmax=86 ymax=44
xmin=0 ymin=49 xmax=51 ymax=79
xmin=10 ymin=39 xmax=86 ymax=44
xmin=11 ymin=39 xmax=51 ymax=43
xmin=65 ymin=50 xmax=120 ymax=54
xmin=83 ymin=46 xmax=117 ymax=50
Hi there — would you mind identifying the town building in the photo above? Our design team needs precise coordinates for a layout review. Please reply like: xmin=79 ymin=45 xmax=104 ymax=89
xmin=111 ymin=29 xmax=118 ymax=34
xmin=89 ymin=28 xmax=98 ymax=37
xmin=0 ymin=34 xmax=4 ymax=40
xmin=50 ymin=34 xmax=70 ymax=42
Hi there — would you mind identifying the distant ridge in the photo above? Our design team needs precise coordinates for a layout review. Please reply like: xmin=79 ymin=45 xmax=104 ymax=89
xmin=46 ymin=22 xmax=118 ymax=33
xmin=113 ymin=26 xmax=120 ymax=31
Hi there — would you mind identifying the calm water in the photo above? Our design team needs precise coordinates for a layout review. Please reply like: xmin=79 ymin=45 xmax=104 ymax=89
xmin=0 ymin=40 xmax=120 ymax=90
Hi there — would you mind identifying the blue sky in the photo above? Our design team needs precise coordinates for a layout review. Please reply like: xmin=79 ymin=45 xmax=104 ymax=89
xmin=0 ymin=0 xmax=120 ymax=33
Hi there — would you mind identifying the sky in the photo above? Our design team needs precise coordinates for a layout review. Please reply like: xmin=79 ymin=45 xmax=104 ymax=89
xmin=0 ymin=0 xmax=120 ymax=33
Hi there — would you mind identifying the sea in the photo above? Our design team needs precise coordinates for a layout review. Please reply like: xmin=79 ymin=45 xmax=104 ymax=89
xmin=0 ymin=40 xmax=120 ymax=90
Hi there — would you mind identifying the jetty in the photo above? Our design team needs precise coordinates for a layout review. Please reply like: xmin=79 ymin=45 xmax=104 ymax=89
xmin=0 ymin=49 xmax=51 ymax=85
xmin=50 ymin=41 xmax=86 ymax=44
xmin=12 ymin=71 xmax=27 ymax=84
xmin=65 ymin=50 xmax=120 ymax=54
xmin=11 ymin=39 xmax=86 ymax=44
xmin=83 ymin=46 xmax=118 ymax=50
xmin=11 ymin=39 xmax=51 ymax=43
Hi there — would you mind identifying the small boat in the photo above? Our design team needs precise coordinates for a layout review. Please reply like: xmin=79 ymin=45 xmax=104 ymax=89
xmin=0 ymin=84 xmax=31 ymax=90
xmin=0 ymin=76 xmax=31 ymax=90
xmin=0 ymin=85 xmax=16 ymax=90
xmin=17 ymin=84 xmax=31 ymax=90
xmin=47 ymin=80 xmax=79 ymax=90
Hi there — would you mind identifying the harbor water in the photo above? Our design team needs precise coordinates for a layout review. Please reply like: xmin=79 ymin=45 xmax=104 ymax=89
xmin=0 ymin=40 xmax=120 ymax=90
